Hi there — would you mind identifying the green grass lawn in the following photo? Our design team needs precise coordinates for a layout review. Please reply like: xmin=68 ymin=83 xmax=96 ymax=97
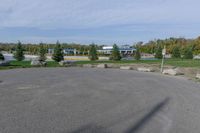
xmin=0 ymin=59 xmax=199 ymax=70
xmin=76 ymin=59 xmax=200 ymax=68
xmin=75 ymin=60 xmax=161 ymax=65
xmin=10 ymin=61 xmax=60 ymax=67
xmin=0 ymin=61 xmax=59 ymax=70
xmin=165 ymin=59 xmax=200 ymax=67
xmin=10 ymin=61 xmax=32 ymax=67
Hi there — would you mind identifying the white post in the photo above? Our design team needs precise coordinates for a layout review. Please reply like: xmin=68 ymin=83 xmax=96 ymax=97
xmin=161 ymin=55 xmax=165 ymax=73
xmin=161 ymin=46 xmax=166 ymax=73
xmin=74 ymin=49 xmax=76 ymax=56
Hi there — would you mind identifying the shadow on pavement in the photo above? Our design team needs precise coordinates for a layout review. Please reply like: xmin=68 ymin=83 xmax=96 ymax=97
xmin=125 ymin=97 xmax=170 ymax=133
xmin=70 ymin=97 xmax=170 ymax=133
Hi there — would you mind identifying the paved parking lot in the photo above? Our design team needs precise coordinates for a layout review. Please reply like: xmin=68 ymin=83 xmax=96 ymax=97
xmin=0 ymin=68 xmax=200 ymax=133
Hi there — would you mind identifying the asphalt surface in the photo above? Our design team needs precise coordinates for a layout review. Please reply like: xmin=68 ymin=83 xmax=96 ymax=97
xmin=0 ymin=68 xmax=200 ymax=133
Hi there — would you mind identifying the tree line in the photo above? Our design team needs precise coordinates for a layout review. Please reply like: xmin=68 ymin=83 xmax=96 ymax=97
xmin=0 ymin=42 xmax=101 ymax=55
xmin=1 ymin=36 xmax=200 ymax=62
xmin=0 ymin=42 xmax=123 ymax=62
xmin=139 ymin=36 xmax=200 ymax=57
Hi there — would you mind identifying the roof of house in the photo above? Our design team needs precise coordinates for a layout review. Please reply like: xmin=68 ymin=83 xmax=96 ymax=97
xmin=99 ymin=48 xmax=136 ymax=51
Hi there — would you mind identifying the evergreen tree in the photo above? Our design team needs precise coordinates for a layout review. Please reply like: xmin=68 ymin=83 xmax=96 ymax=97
xmin=183 ymin=47 xmax=193 ymax=59
xmin=14 ymin=41 xmax=25 ymax=61
xmin=80 ymin=46 xmax=85 ymax=55
xmin=52 ymin=41 xmax=64 ymax=62
xmin=0 ymin=52 xmax=4 ymax=61
xmin=110 ymin=44 xmax=121 ymax=61
xmin=155 ymin=45 xmax=163 ymax=59
xmin=38 ymin=43 xmax=47 ymax=62
xmin=134 ymin=47 xmax=141 ymax=60
xmin=172 ymin=46 xmax=181 ymax=58
xmin=88 ymin=44 xmax=98 ymax=61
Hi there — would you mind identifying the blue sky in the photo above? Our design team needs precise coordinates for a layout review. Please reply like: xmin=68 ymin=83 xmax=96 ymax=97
xmin=0 ymin=0 xmax=200 ymax=45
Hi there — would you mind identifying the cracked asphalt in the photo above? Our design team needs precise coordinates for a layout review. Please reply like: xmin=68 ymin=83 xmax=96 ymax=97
xmin=0 ymin=67 xmax=200 ymax=133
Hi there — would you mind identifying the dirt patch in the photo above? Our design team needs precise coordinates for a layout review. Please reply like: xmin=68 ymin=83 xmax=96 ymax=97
xmin=81 ymin=63 xmax=200 ymax=81
xmin=175 ymin=68 xmax=200 ymax=78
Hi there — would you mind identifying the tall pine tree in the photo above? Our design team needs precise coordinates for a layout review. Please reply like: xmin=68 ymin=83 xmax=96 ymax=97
xmin=183 ymin=47 xmax=193 ymax=59
xmin=14 ymin=41 xmax=25 ymax=61
xmin=172 ymin=46 xmax=181 ymax=58
xmin=134 ymin=47 xmax=141 ymax=60
xmin=0 ymin=52 xmax=4 ymax=61
xmin=38 ymin=42 xmax=47 ymax=62
xmin=155 ymin=45 xmax=163 ymax=59
xmin=88 ymin=44 xmax=98 ymax=61
xmin=52 ymin=41 xmax=64 ymax=62
xmin=110 ymin=44 xmax=121 ymax=61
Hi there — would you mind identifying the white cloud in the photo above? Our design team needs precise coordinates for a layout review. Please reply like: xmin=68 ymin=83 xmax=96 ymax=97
xmin=13 ymin=35 xmax=133 ymax=45
xmin=0 ymin=0 xmax=200 ymax=29
xmin=0 ymin=0 xmax=200 ymax=44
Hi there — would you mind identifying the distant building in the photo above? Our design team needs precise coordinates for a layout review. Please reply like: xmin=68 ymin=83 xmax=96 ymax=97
xmin=48 ymin=48 xmax=77 ymax=55
xmin=63 ymin=48 xmax=77 ymax=55
xmin=98 ymin=45 xmax=136 ymax=55
xmin=48 ymin=48 xmax=54 ymax=54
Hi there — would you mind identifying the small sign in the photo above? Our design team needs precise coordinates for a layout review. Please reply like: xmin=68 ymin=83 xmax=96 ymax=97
xmin=162 ymin=48 xmax=166 ymax=56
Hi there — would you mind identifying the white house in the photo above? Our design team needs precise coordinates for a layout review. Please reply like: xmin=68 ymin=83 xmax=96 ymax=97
xmin=48 ymin=48 xmax=77 ymax=55
xmin=98 ymin=45 xmax=136 ymax=55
